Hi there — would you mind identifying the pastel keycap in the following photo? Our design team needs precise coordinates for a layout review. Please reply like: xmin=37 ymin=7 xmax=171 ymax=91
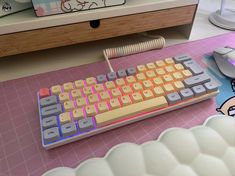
xmin=107 ymin=72 xmax=117 ymax=81
xmin=180 ymin=88 xmax=194 ymax=100
xmin=43 ymin=127 xmax=60 ymax=144
xmin=39 ymin=88 xmax=50 ymax=98
xmin=86 ymin=77 xmax=96 ymax=86
xmin=51 ymin=85 xmax=62 ymax=95
xmin=183 ymin=73 xmax=210 ymax=87
xmin=183 ymin=60 xmax=203 ymax=75
xmin=117 ymin=69 xmax=127 ymax=78
xmin=40 ymin=95 xmax=58 ymax=107
xmin=63 ymin=82 xmax=73 ymax=92
xmin=72 ymin=108 xmax=85 ymax=121
xmin=192 ymin=85 xmax=206 ymax=96
xmin=41 ymin=104 xmax=62 ymax=118
xmin=78 ymin=117 xmax=94 ymax=132
xmin=97 ymin=74 xmax=107 ymax=83
xmin=71 ymin=89 xmax=82 ymax=99
xmin=75 ymin=80 xmax=85 ymax=88
xmin=204 ymin=82 xmax=219 ymax=93
xmin=61 ymin=123 xmax=77 ymax=137
xmin=76 ymin=97 xmax=87 ymax=108
xmin=42 ymin=116 xmax=58 ymax=130
xmin=174 ymin=55 xmax=192 ymax=63
xmin=166 ymin=92 xmax=181 ymax=105
xmin=97 ymin=102 xmax=109 ymax=113
xmin=126 ymin=67 xmax=137 ymax=76
xmin=59 ymin=112 xmax=71 ymax=124
xmin=85 ymin=105 xmax=97 ymax=116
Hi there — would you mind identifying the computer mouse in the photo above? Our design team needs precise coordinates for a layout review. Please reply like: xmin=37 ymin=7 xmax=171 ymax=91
xmin=213 ymin=47 xmax=235 ymax=79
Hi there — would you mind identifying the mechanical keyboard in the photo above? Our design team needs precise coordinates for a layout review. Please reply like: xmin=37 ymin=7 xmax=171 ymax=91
xmin=37 ymin=55 xmax=219 ymax=149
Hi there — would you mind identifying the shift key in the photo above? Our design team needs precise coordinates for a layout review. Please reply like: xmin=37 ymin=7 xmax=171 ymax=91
xmin=183 ymin=73 xmax=210 ymax=88
xmin=41 ymin=104 xmax=62 ymax=118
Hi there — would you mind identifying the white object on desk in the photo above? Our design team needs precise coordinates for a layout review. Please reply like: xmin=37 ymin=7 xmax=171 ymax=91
xmin=209 ymin=0 xmax=235 ymax=30
xmin=42 ymin=115 xmax=235 ymax=176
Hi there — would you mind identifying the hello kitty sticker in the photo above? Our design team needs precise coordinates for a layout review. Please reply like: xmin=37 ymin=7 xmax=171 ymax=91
xmin=32 ymin=0 xmax=125 ymax=17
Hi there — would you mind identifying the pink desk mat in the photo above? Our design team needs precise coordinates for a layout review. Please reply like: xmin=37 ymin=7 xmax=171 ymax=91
xmin=1 ymin=32 xmax=235 ymax=176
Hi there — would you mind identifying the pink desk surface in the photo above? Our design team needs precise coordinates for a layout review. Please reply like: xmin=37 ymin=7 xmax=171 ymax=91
xmin=1 ymin=32 xmax=235 ymax=176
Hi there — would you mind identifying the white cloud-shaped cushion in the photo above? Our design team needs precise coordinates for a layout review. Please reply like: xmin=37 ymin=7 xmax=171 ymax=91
xmin=43 ymin=115 xmax=235 ymax=176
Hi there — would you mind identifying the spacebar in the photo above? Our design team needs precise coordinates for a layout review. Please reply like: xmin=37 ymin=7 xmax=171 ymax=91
xmin=95 ymin=96 xmax=168 ymax=127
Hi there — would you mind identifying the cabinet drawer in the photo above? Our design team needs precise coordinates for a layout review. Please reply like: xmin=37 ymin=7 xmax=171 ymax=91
xmin=0 ymin=5 xmax=197 ymax=57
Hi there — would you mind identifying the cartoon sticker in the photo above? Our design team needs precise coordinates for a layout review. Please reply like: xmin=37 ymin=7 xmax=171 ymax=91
xmin=216 ymin=96 xmax=235 ymax=116
xmin=203 ymin=54 xmax=235 ymax=117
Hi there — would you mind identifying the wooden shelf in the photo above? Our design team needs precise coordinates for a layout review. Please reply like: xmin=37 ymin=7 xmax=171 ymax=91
xmin=0 ymin=0 xmax=199 ymax=58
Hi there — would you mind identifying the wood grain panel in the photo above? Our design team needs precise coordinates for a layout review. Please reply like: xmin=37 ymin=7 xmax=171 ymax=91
xmin=0 ymin=5 xmax=197 ymax=57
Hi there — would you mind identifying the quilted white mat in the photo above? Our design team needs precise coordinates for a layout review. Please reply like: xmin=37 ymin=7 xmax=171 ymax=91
xmin=43 ymin=115 xmax=235 ymax=176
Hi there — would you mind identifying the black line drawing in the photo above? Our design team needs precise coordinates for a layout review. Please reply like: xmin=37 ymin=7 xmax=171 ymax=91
xmin=61 ymin=0 xmax=106 ymax=12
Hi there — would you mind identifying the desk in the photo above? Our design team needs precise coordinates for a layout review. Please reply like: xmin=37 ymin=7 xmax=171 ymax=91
xmin=0 ymin=32 xmax=234 ymax=176
xmin=0 ymin=0 xmax=198 ymax=57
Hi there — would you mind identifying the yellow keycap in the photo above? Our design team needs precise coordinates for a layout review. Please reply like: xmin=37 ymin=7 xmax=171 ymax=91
xmin=74 ymin=80 xmax=85 ymax=89
xmin=142 ymin=89 xmax=154 ymax=100
xmin=174 ymin=81 xmax=185 ymax=90
xmin=165 ymin=58 xmax=175 ymax=65
xmin=143 ymin=80 xmax=153 ymax=89
xmin=85 ymin=105 xmax=97 ymax=116
xmin=153 ymin=86 xmax=165 ymax=96
xmin=163 ymin=74 xmax=174 ymax=82
xmin=130 ymin=92 xmax=143 ymax=103
xmin=132 ymin=82 xmax=143 ymax=92
xmin=83 ymin=86 xmax=93 ymax=96
xmin=72 ymin=108 xmax=84 ymax=121
xmin=100 ymin=91 xmax=111 ymax=101
xmin=164 ymin=84 xmax=175 ymax=93
xmin=51 ymin=85 xmax=62 ymax=95
xmin=95 ymin=96 xmax=168 ymax=127
xmin=94 ymin=84 xmax=105 ymax=92
xmin=105 ymin=81 xmax=116 ymax=89
xmin=146 ymin=70 xmax=156 ymax=78
xmin=111 ymin=88 xmax=122 ymax=98
xmin=137 ymin=65 xmax=147 ymax=72
xmin=97 ymin=102 xmax=109 ymax=113
xmin=121 ymin=85 xmax=132 ymax=95
xmin=126 ymin=76 xmax=136 ymax=84
xmin=88 ymin=94 xmax=99 ymax=104
xmin=153 ymin=77 xmax=164 ymax=86
xmin=173 ymin=72 xmax=183 ymax=80
xmin=63 ymin=82 xmax=74 ymax=92
xmin=155 ymin=68 xmax=166 ymax=75
xmin=59 ymin=112 xmax=71 ymax=124
xmin=86 ymin=77 xmax=96 ymax=86
xmin=109 ymin=98 xmax=121 ymax=110
xmin=182 ymin=70 xmax=193 ymax=77
xmin=136 ymin=73 xmax=146 ymax=81
xmin=71 ymin=89 xmax=82 ymax=99
xmin=165 ymin=65 xmax=175 ymax=73
xmin=155 ymin=60 xmax=166 ymax=67
xmin=174 ymin=63 xmax=184 ymax=70
xmin=64 ymin=100 xmax=75 ymax=112
xmin=146 ymin=62 xmax=156 ymax=70
xmin=59 ymin=92 xmax=70 ymax=102
xmin=120 ymin=95 xmax=132 ymax=106
xmin=76 ymin=97 xmax=87 ymax=108
xmin=115 ymin=78 xmax=126 ymax=87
